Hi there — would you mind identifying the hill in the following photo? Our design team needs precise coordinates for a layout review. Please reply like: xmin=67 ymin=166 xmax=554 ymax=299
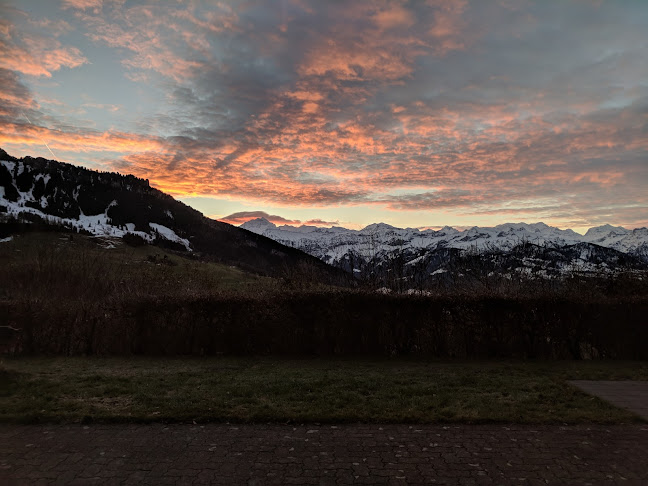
xmin=0 ymin=149 xmax=341 ymax=281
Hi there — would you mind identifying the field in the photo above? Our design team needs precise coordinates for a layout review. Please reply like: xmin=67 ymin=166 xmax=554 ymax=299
xmin=0 ymin=231 xmax=278 ymax=300
xmin=2 ymin=358 xmax=647 ymax=424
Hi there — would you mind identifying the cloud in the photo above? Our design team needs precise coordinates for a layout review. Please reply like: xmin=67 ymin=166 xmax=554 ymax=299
xmin=0 ymin=39 xmax=87 ymax=78
xmin=61 ymin=0 xmax=104 ymax=10
xmin=1 ymin=0 xmax=647 ymax=230
xmin=304 ymin=218 xmax=340 ymax=227
xmin=0 ymin=122 xmax=165 ymax=155
xmin=0 ymin=9 xmax=87 ymax=78
xmin=81 ymin=102 xmax=120 ymax=112
xmin=218 ymin=211 xmax=339 ymax=227
xmin=0 ymin=68 xmax=36 ymax=116
xmin=73 ymin=3 xmax=234 ymax=82
xmin=372 ymin=4 xmax=416 ymax=30
xmin=218 ymin=211 xmax=300 ymax=226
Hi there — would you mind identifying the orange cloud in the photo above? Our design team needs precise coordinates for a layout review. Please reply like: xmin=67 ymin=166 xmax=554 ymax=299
xmin=0 ymin=123 xmax=165 ymax=154
xmin=299 ymin=41 xmax=414 ymax=81
xmin=0 ymin=39 xmax=87 ymax=77
xmin=373 ymin=4 xmax=416 ymax=30
xmin=62 ymin=0 xmax=104 ymax=9
xmin=219 ymin=211 xmax=300 ymax=226
xmin=218 ymin=211 xmax=339 ymax=227
xmin=0 ymin=12 xmax=87 ymax=78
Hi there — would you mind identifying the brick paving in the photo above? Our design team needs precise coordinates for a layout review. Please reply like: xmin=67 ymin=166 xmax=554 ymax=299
xmin=2 ymin=423 xmax=647 ymax=485
xmin=569 ymin=381 xmax=648 ymax=421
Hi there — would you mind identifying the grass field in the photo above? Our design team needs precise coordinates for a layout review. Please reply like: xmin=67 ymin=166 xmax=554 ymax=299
xmin=0 ymin=231 xmax=277 ymax=301
xmin=2 ymin=358 xmax=646 ymax=424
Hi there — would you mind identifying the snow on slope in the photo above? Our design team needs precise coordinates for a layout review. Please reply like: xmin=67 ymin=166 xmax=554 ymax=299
xmin=2 ymin=187 xmax=153 ymax=242
xmin=241 ymin=217 xmax=648 ymax=267
xmin=0 ymin=159 xmax=191 ymax=250
xmin=149 ymin=223 xmax=191 ymax=251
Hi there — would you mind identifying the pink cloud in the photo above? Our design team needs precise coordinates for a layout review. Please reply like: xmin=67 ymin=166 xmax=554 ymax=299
xmin=218 ymin=211 xmax=339 ymax=227
xmin=0 ymin=122 xmax=165 ymax=155
xmin=304 ymin=218 xmax=340 ymax=227
xmin=219 ymin=211 xmax=301 ymax=226
xmin=0 ymin=15 xmax=87 ymax=78
xmin=372 ymin=4 xmax=416 ymax=30
xmin=61 ymin=0 xmax=104 ymax=10
xmin=0 ymin=39 xmax=87 ymax=77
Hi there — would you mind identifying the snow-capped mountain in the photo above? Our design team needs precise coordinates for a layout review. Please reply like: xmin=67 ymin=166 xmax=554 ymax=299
xmin=0 ymin=150 xmax=340 ymax=279
xmin=240 ymin=218 xmax=648 ymax=281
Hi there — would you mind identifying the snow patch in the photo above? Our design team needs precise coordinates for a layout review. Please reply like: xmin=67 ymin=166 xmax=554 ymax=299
xmin=149 ymin=223 xmax=191 ymax=251
xmin=1 ymin=160 xmax=16 ymax=173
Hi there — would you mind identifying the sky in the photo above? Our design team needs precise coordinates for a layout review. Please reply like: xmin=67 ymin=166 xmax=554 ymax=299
xmin=1 ymin=0 xmax=647 ymax=233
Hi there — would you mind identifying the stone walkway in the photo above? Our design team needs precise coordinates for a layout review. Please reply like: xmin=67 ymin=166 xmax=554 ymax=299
xmin=569 ymin=381 xmax=648 ymax=421
xmin=2 ymin=423 xmax=647 ymax=485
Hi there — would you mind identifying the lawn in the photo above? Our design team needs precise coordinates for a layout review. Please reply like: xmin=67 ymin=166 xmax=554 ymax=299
xmin=1 ymin=358 xmax=646 ymax=424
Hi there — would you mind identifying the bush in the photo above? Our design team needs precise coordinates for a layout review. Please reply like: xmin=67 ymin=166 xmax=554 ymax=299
xmin=122 ymin=232 xmax=146 ymax=247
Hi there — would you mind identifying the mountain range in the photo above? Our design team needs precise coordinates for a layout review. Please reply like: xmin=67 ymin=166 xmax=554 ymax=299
xmin=240 ymin=217 xmax=648 ymax=283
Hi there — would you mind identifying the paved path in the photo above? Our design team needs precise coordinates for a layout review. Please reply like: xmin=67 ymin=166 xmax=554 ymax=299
xmin=2 ymin=424 xmax=647 ymax=485
xmin=569 ymin=381 xmax=648 ymax=421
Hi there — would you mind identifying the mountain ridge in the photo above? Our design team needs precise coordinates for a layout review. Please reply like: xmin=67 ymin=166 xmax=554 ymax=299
xmin=240 ymin=217 xmax=648 ymax=254
xmin=240 ymin=216 xmax=648 ymax=282
xmin=0 ymin=149 xmax=342 ymax=280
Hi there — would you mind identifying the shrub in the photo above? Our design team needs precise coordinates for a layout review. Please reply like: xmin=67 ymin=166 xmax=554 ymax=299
xmin=122 ymin=232 xmax=146 ymax=247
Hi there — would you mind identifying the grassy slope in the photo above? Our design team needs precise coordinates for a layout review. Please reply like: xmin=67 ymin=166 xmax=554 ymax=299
xmin=2 ymin=358 xmax=646 ymax=424
xmin=0 ymin=231 xmax=278 ymax=300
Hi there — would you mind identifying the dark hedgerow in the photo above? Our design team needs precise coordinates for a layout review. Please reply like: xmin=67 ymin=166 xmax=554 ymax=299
xmin=4 ymin=292 xmax=647 ymax=359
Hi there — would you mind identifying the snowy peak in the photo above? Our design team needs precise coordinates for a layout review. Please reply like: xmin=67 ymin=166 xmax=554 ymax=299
xmin=584 ymin=224 xmax=629 ymax=239
xmin=494 ymin=222 xmax=549 ymax=233
xmin=431 ymin=226 xmax=459 ymax=237
xmin=361 ymin=222 xmax=397 ymax=233
xmin=582 ymin=224 xmax=636 ymax=252
xmin=240 ymin=217 xmax=277 ymax=232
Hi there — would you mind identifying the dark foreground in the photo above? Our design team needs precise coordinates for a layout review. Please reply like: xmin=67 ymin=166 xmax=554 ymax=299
xmin=2 ymin=424 xmax=647 ymax=485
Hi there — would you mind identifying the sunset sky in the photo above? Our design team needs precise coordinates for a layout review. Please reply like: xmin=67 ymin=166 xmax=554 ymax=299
xmin=1 ymin=0 xmax=647 ymax=232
